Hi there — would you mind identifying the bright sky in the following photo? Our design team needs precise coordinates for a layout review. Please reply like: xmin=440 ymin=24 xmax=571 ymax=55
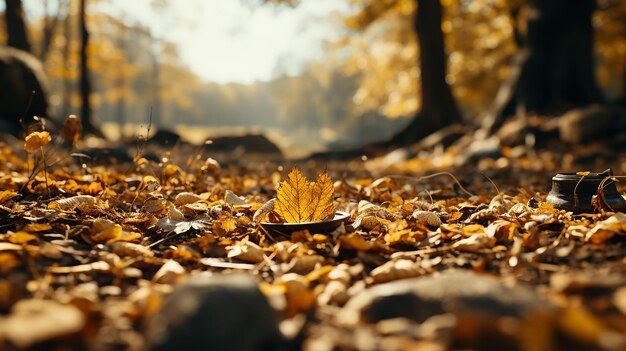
xmin=20 ymin=0 xmax=348 ymax=83
xmin=96 ymin=0 xmax=349 ymax=84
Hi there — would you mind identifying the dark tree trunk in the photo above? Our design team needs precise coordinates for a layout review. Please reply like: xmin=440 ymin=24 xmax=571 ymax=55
xmin=78 ymin=0 xmax=101 ymax=136
xmin=4 ymin=0 xmax=31 ymax=52
xmin=389 ymin=0 xmax=462 ymax=146
xmin=482 ymin=0 xmax=603 ymax=133
xmin=39 ymin=0 xmax=65 ymax=60
xmin=61 ymin=5 xmax=72 ymax=117
xmin=151 ymin=54 xmax=162 ymax=126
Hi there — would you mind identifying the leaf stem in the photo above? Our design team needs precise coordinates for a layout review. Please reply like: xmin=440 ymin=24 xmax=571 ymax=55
xmin=40 ymin=146 xmax=50 ymax=197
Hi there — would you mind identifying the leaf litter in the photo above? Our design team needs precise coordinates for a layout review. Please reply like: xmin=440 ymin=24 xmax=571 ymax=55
xmin=0 ymin=131 xmax=625 ymax=350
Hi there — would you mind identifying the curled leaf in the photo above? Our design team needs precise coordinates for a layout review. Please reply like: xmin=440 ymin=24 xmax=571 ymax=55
xmin=174 ymin=192 xmax=202 ymax=205
xmin=253 ymin=198 xmax=276 ymax=223
xmin=227 ymin=237 xmax=265 ymax=263
xmin=225 ymin=190 xmax=248 ymax=207
xmin=49 ymin=195 xmax=97 ymax=211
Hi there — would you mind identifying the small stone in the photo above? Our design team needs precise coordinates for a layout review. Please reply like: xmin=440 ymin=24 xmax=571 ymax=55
xmin=145 ymin=273 xmax=283 ymax=351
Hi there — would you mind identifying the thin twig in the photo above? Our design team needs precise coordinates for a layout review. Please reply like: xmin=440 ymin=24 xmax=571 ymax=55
xmin=387 ymin=172 xmax=475 ymax=197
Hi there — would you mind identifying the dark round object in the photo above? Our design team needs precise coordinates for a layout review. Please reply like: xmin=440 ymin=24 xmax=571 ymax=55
xmin=145 ymin=274 xmax=283 ymax=351
xmin=260 ymin=211 xmax=350 ymax=236
xmin=547 ymin=169 xmax=626 ymax=213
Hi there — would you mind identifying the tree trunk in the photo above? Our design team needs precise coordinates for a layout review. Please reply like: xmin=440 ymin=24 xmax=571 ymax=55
xmin=151 ymin=49 xmax=162 ymax=126
xmin=5 ymin=0 xmax=31 ymax=52
xmin=78 ymin=0 xmax=102 ymax=136
xmin=61 ymin=3 xmax=72 ymax=118
xmin=389 ymin=0 xmax=462 ymax=146
xmin=482 ymin=0 xmax=603 ymax=133
xmin=39 ymin=0 xmax=65 ymax=60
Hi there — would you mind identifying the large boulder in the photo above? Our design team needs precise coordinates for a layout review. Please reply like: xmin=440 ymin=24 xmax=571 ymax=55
xmin=147 ymin=129 xmax=183 ymax=146
xmin=205 ymin=134 xmax=282 ymax=156
xmin=0 ymin=46 xmax=49 ymax=135
xmin=339 ymin=270 xmax=555 ymax=326
xmin=145 ymin=273 xmax=283 ymax=351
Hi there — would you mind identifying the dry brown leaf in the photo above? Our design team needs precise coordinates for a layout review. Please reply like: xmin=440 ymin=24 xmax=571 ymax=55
xmin=213 ymin=216 xmax=238 ymax=236
xmin=49 ymin=195 xmax=97 ymax=211
xmin=275 ymin=167 xmax=335 ymax=223
xmin=152 ymin=259 xmax=185 ymax=284
xmin=253 ymin=198 xmax=276 ymax=223
xmin=111 ymin=242 xmax=154 ymax=258
xmin=486 ymin=220 xmax=519 ymax=242
xmin=277 ymin=273 xmax=316 ymax=317
xmin=412 ymin=210 xmax=442 ymax=227
xmin=7 ymin=232 xmax=37 ymax=244
xmin=614 ymin=287 xmax=626 ymax=316
xmin=143 ymin=195 xmax=167 ymax=214
xmin=139 ymin=175 xmax=160 ymax=192
xmin=452 ymin=233 xmax=496 ymax=252
xmin=227 ymin=237 xmax=265 ymax=263
xmin=174 ymin=192 xmax=202 ymax=205
xmin=0 ymin=190 xmax=19 ymax=204
xmin=167 ymin=204 xmax=186 ymax=221
xmin=224 ymin=190 xmax=249 ymax=207
xmin=0 ymin=299 xmax=85 ymax=348
xmin=339 ymin=233 xmax=374 ymax=251
xmin=370 ymin=259 xmax=422 ymax=284
xmin=585 ymin=213 xmax=626 ymax=244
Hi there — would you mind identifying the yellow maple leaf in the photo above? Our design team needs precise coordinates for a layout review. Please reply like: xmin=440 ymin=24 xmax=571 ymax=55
xmin=275 ymin=167 xmax=335 ymax=223
xmin=310 ymin=171 xmax=336 ymax=221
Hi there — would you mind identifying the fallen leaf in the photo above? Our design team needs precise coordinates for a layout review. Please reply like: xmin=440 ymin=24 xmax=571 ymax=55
xmin=48 ymin=195 xmax=97 ymax=211
xmin=225 ymin=190 xmax=249 ymax=207
xmin=585 ymin=213 xmax=626 ymax=244
xmin=174 ymin=192 xmax=202 ymax=205
xmin=412 ymin=210 xmax=442 ymax=227
xmin=452 ymin=234 xmax=496 ymax=252
xmin=0 ymin=190 xmax=19 ymax=204
xmin=370 ymin=259 xmax=422 ymax=284
xmin=7 ymin=232 xmax=38 ymax=244
xmin=275 ymin=167 xmax=335 ymax=223
xmin=253 ymin=198 xmax=276 ymax=223
xmin=227 ymin=237 xmax=265 ymax=263
xmin=152 ymin=259 xmax=185 ymax=284
xmin=0 ymin=299 xmax=85 ymax=348
xmin=277 ymin=273 xmax=316 ymax=317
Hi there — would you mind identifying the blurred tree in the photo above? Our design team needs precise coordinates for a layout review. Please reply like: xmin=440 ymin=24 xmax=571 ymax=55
xmin=482 ymin=0 xmax=605 ymax=133
xmin=343 ymin=0 xmax=461 ymax=146
xmin=38 ymin=0 xmax=66 ymax=60
xmin=390 ymin=0 xmax=461 ymax=145
xmin=78 ymin=0 xmax=102 ymax=136
xmin=4 ymin=0 xmax=31 ymax=51
xmin=268 ymin=0 xmax=461 ymax=145
xmin=594 ymin=0 xmax=626 ymax=103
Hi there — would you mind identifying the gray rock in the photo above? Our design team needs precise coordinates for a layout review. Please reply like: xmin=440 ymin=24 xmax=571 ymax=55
xmin=0 ymin=47 xmax=49 ymax=135
xmin=145 ymin=273 xmax=283 ymax=351
xmin=339 ymin=270 xmax=554 ymax=325
xmin=205 ymin=134 xmax=282 ymax=156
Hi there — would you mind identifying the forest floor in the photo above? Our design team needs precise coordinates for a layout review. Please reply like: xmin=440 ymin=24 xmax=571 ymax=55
xmin=0 ymin=133 xmax=625 ymax=351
